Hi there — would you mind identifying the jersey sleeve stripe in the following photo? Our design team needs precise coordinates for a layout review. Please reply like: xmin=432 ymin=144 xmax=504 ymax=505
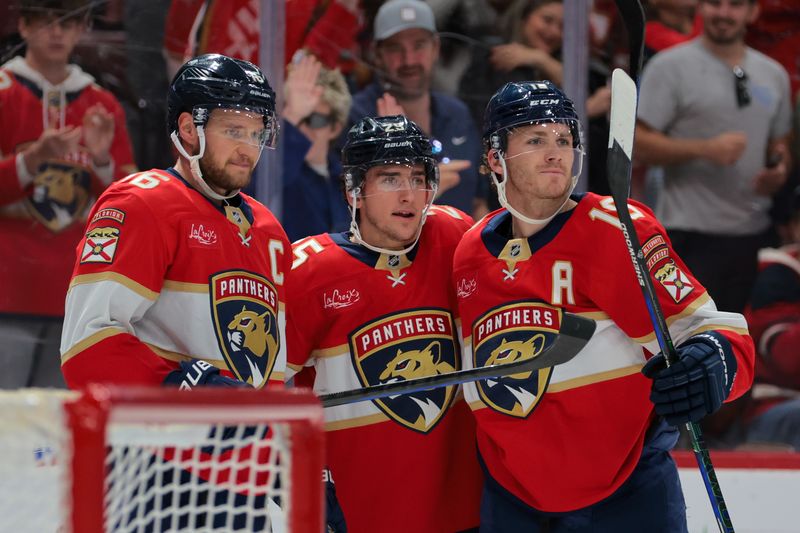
xmin=548 ymin=364 xmax=642 ymax=393
xmin=61 ymin=327 xmax=126 ymax=363
xmin=69 ymin=271 xmax=159 ymax=301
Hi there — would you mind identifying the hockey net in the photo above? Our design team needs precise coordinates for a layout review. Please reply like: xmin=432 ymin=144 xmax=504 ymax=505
xmin=0 ymin=386 xmax=324 ymax=533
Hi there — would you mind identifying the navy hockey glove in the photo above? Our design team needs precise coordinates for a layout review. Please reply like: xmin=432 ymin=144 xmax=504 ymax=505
xmin=642 ymin=332 xmax=737 ymax=426
xmin=323 ymin=468 xmax=347 ymax=533
xmin=164 ymin=359 xmax=247 ymax=390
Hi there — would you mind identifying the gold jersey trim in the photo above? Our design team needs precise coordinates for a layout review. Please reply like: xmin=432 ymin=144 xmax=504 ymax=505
xmin=69 ymin=272 xmax=159 ymax=301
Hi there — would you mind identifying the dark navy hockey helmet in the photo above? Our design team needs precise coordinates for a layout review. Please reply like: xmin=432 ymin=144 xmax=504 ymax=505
xmin=342 ymin=115 xmax=439 ymax=192
xmin=167 ymin=54 xmax=278 ymax=148
xmin=483 ymin=81 xmax=581 ymax=152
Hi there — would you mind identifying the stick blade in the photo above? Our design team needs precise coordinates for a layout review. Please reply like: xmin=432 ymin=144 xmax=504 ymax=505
xmin=607 ymin=68 xmax=638 ymax=201
xmin=320 ymin=313 xmax=596 ymax=407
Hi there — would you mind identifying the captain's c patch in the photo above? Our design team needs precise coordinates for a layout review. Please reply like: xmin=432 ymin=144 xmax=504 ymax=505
xmin=80 ymin=227 xmax=120 ymax=263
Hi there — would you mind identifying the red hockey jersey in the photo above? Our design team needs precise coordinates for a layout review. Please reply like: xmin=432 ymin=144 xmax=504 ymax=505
xmin=744 ymin=243 xmax=800 ymax=419
xmin=453 ymin=193 xmax=755 ymax=512
xmin=61 ymin=168 xmax=290 ymax=390
xmin=286 ymin=206 xmax=482 ymax=533
xmin=0 ymin=57 xmax=135 ymax=317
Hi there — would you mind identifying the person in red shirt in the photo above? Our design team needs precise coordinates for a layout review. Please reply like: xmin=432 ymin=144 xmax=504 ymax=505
xmin=743 ymin=186 xmax=800 ymax=450
xmin=162 ymin=0 xmax=362 ymax=78
xmin=0 ymin=0 xmax=135 ymax=389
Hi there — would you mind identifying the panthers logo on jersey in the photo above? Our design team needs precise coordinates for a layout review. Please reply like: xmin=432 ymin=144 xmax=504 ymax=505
xmin=25 ymin=161 xmax=91 ymax=232
xmin=349 ymin=309 xmax=459 ymax=433
xmin=472 ymin=301 xmax=559 ymax=418
xmin=210 ymin=270 xmax=280 ymax=388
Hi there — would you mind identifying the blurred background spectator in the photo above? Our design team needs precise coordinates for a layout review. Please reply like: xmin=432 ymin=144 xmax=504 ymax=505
xmin=281 ymin=53 xmax=352 ymax=241
xmin=742 ymin=186 xmax=800 ymax=451
xmin=0 ymin=0 xmax=135 ymax=389
xmin=347 ymin=0 xmax=486 ymax=218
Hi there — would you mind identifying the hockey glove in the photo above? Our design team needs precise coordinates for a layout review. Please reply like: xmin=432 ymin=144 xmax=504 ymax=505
xmin=164 ymin=359 xmax=247 ymax=390
xmin=642 ymin=332 xmax=737 ymax=426
xmin=323 ymin=468 xmax=347 ymax=533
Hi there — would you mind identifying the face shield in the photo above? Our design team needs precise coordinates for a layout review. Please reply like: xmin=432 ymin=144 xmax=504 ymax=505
xmin=196 ymin=106 xmax=279 ymax=150
xmin=500 ymin=119 xmax=584 ymax=180
xmin=355 ymin=157 xmax=439 ymax=197
xmin=491 ymin=118 xmax=585 ymax=225
xmin=347 ymin=156 xmax=440 ymax=256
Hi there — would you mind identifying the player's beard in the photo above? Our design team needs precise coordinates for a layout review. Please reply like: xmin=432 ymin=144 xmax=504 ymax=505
xmin=383 ymin=65 xmax=430 ymax=100
xmin=704 ymin=17 xmax=746 ymax=45
xmin=199 ymin=153 xmax=255 ymax=193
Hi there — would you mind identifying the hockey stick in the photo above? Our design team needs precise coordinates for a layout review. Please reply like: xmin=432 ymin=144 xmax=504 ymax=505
xmin=608 ymin=69 xmax=735 ymax=533
xmin=320 ymin=312 xmax=595 ymax=408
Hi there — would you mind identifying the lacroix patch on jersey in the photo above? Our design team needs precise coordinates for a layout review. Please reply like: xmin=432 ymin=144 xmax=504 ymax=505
xmin=25 ymin=162 xmax=91 ymax=232
xmin=348 ymin=309 xmax=459 ymax=433
xmin=90 ymin=208 xmax=125 ymax=225
xmin=80 ymin=227 xmax=120 ymax=263
xmin=654 ymin=260 xmax=695 ymax=303
xmin=472 ymin=301 xmax=558 ymax=418
xmin=211 ymin=271 xmax=280 ymax=389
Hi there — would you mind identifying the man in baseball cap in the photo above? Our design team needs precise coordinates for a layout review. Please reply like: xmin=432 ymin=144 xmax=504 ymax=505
xmin=347 ymin=0 xmax=487 ymax=218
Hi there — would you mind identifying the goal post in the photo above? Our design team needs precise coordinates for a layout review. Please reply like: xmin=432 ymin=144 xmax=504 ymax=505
xmin=1 ymin=385 xmax=324 ymax=533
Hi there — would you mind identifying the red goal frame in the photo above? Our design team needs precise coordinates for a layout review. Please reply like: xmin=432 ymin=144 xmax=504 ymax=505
xmin=65 ymin=385 xmax=324 ymax=533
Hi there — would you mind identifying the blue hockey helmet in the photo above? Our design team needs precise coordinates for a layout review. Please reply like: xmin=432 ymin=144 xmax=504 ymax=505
xmin=342 ymin=115 xmax=439 ymax=192
xmin=167 ymin=54 xmax=278 ymax=148
xmin=483 ymin=81 xmax=581 ymax=152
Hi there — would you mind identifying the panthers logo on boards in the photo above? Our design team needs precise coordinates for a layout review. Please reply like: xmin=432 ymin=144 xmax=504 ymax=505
xmin=349 ymin=309 xmax=459 ymax=433
xmin=472 ymin=301 xmax=559 ymax=418
xmin=25 ymin=162 xmax=91 ymax=232
xmin=211 ymin=270 xmax=280 ymax=388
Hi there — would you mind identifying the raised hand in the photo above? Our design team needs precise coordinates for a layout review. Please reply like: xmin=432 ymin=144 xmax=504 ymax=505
xmin=22 ymin=126 xmax=83 ymax=174
xmin=490 ymin=43 xmax=546 ymax=72
xmin=376 ymin=92 xmax=406 ymax=117
xmin=283 ymin=53 xmax=324 ymax=126
xmin=436 ymin=159 xmax=471 ymax=197
xmin=83 ymin=103 xmax=115 ymax=166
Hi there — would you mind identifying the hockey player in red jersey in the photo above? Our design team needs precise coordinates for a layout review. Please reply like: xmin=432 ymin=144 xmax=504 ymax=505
xmin=286 ymin=115 xmax=483 ymax=533
xmin=60 ymin=53 xmax=293 ymax=531
xmin=453 ymin=81 xmax=755 ymax=532
xmin=61 ymin=53 xmax=288 ymax=389
xmin=0 ymin=0 xmax=136 ymax=388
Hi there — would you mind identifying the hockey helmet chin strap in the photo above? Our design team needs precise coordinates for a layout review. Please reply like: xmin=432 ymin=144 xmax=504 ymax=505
xmin=347 ymin=183 xmax=438 ymax=256
xmin=491 ymin=150 xmax=581 ymax=226
xmin=171 ymin=126 xmax=258 ymax=202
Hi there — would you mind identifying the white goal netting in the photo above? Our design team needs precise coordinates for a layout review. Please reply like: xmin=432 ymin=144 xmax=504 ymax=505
xmin=0 ymin=387 xmax=324 ymax=533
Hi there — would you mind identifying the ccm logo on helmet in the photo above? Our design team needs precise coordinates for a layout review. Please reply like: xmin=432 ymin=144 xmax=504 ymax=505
xmin=530 ymin=99 xmax=561 ymax=105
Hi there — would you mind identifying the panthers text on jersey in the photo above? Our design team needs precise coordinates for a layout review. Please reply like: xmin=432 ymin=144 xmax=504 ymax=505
xmin=0 ymin=57 xmax=135 ymax=316
xmin=61 ymin=168 xmax=290 ymax=389
xmin=286 ymin=206 xmax=483 ymax=533
xmin=453 ymin=192 xmax=755 ymax=512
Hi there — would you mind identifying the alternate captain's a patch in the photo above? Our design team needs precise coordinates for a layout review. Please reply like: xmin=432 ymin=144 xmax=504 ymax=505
xmin=80 ymin=227 xmax=120 ymax=264
xmin=654 ymin=260 xmax=694 ymax=303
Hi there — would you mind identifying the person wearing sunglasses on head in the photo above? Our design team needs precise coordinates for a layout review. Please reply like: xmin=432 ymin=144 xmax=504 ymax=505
xmin=635 ymin=0 xmax=791 ymax=448
xmin=281 ymin=53 xmax=353 ymax=242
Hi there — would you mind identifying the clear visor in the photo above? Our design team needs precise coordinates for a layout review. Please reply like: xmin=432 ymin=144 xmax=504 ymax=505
xmin=199 ymin=106 xmax=279 ymax=149
xmin=356 ymin=158 xmax=439 ymax=195
xmin=501 ymin=119 xmax=584 ymax=178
